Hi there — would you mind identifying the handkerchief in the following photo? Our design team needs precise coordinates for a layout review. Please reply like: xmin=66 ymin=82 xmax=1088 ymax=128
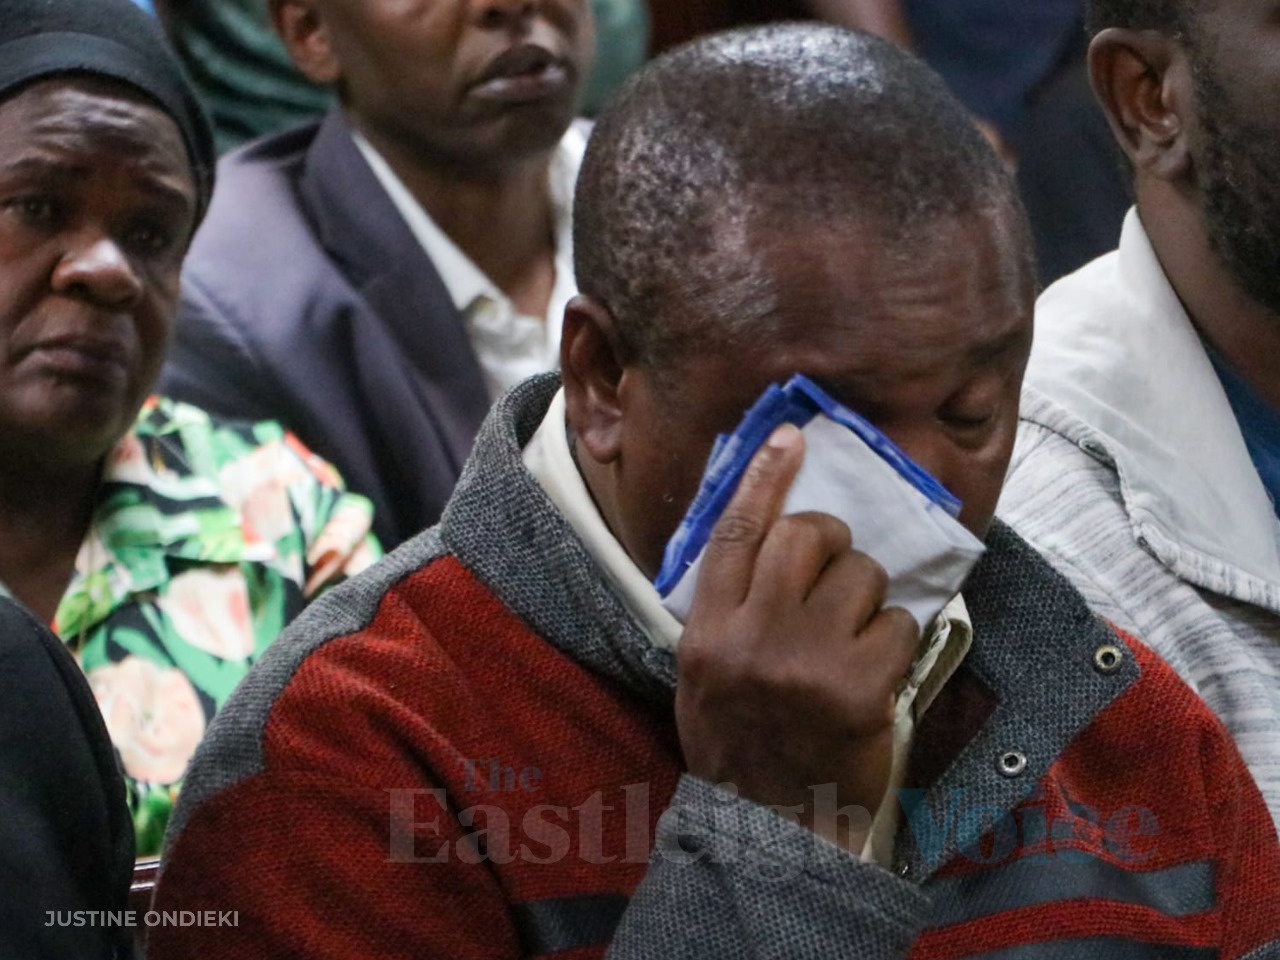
xmin=655 ymin=375 xmax=985 ymax=631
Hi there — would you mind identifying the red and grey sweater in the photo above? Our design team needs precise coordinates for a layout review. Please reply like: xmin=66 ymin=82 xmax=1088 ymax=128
xmin=152 ymin=376 xmax=1280 ymax=960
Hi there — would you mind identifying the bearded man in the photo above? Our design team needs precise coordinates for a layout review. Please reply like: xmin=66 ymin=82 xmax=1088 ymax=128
xmin=1001 ymin=0 xmax=1280 ymax=828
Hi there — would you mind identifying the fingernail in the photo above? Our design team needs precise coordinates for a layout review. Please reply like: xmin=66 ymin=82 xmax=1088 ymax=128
xmin=766 ymin=423 xmax=801 ymax=450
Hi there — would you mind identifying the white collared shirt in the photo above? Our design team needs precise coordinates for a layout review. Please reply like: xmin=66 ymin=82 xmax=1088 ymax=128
xmin=1001 ymin=208 xmax=1280 ymax=828
xmin=1023 ymin=208 xmax=1280 ymax=596
xmin=522 ymin=389 xmax=685 ymax=651
xmin=523 ymin=388 xmax=973 ymax=868
xmin=353 ymin=125 xmax=587 ymax=400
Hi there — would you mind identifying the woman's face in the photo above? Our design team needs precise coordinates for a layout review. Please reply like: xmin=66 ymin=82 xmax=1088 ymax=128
xmin=0 ymin=77 xmax=197 ymax=470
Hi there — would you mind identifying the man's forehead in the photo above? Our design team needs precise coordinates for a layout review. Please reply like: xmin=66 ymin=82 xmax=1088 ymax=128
xmin=755 ymin=213 xmax=1026 ymax=353
xmin=759 ymin=203 xmax=1029 ymax=297
xmin=663 ymin=202 xmax=1027 ymax=359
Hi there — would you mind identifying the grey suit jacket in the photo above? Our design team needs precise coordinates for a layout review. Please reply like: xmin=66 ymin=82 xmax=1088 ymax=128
xmin=160 ymin=109 xmax=492 ymax=549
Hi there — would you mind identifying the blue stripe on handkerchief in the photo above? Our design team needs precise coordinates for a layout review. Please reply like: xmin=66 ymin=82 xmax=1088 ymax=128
xmin=654 ymin=374 xmax=962 ymax=597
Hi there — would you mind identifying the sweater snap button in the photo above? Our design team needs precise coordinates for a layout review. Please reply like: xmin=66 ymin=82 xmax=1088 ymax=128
xmin=1094 ymin=644 xmax=1124 ymax=675
xmin=997 ymin=751 xmax=1027 ymax=778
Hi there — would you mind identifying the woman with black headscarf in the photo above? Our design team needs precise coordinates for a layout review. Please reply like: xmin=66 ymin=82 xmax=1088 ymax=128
xmin=0 ymin=0 xmax=380 ymax=891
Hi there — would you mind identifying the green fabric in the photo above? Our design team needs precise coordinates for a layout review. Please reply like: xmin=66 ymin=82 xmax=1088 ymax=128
xmin=584 ymin=0 xmax=651 ymax=116
xmin=169 ymin=0 xmax=648 ymax=152
xmin=168 ymin=0 xmax=333 ymax=154
xmin=0 ymin=398 xmax=380 ymax=854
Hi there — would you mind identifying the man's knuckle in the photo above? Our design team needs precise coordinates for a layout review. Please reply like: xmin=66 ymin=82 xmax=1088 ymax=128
xmin=770 ymin=515 xmax=811 ymax=551
xmin=677 ymin=643 xmax=713 ymax=680
xmin=813 ymin=513 xmax=852 ymax=549
xmin=710 ymin=513 xmax=765 ymax=548
xmin=852 ymin=552 xmax=890 ymax=594
xmin=885 ymin=606 xmax=918 ymax=635
xmin=774 ymin=514 xmax=842 ymax=557
xmin=679 ymin=626 xmax=752 ymax=678
xmin=757 ymin=653 xmax=806 ymax=692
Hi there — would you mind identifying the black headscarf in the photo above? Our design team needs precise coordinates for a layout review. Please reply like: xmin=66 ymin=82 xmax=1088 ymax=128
xmin=0 ymin=0 xmax=216 ymax=218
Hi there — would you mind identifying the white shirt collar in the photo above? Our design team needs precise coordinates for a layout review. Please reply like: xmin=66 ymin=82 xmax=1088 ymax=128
xmin=352 ymin=124 xmax=587 ymax=398
xmin=522 ymin=389 xmax=685 ymax=651
xmin=1022 ymin=208 xmax=1280 ymax=590
xmin=521 ymin=389 xmax=974 ymax=673
xmin=523 ymin=388 xmax=972 ymax=868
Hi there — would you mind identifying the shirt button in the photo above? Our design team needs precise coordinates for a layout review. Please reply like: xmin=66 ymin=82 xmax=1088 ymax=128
xmin=1094 ymin=644 xmax=1124 ymax=675
xmin=997 ymin=750 xmax=1028 ymax=778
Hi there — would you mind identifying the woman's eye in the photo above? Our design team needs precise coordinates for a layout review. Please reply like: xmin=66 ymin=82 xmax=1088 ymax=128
xmin=5 ymin=195 xmax=58 ymax=227
xmin=124 ymin=222 xmax=175 ymax=255
xmin=23 ymin=197 xmax=53 ymax=220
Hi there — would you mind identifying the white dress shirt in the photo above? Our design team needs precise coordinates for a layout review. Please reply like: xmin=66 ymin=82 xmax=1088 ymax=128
xmin=354 ymin=125 xmax=587 ymax=399
xmin=1001 ymin=208 xmax=1280 ymax=826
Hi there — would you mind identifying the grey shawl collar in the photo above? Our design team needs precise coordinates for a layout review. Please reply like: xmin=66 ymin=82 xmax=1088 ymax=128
xmin=441 ymin=373 xmax=1140 ymax=881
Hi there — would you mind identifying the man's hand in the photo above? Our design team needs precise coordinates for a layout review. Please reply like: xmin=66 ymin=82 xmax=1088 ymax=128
xmin=675 ymin=424 xmax=919 ymax=854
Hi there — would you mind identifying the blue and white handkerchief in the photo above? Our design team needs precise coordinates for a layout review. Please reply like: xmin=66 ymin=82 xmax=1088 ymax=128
xmin=655 ymin=375 xmax=986 ymax=632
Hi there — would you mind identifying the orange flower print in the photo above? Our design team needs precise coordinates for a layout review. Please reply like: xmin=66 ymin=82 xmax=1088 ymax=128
xmin=106 ymin=431 xmax=150 ymax=484
xmin=88 ymin=657 xmax=206 ymax=786
xmin=217 ymin=439 xmax=307 ymax=547
xmin=285 ymin=432 xmax=343 ymax=489
xmin=158 ymin=568 xmax=255 ymax=661
xmin=304 ymin=498 xmax=376 ymax=597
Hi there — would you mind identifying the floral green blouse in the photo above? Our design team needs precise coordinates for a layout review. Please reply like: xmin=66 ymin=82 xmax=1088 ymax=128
xmin=2 ymin=398 xmax=381 ymax=854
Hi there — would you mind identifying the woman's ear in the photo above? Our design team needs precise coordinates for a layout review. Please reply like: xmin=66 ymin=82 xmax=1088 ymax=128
xmin=1089 ymin=27 xmax=1193 ymax=181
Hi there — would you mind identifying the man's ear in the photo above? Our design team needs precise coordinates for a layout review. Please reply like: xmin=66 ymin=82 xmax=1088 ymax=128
xmin=561 ymin=295 xmax=628 ymax=467
xmin=1089 ymin=27 xmax=1193 ymax=181
xmin=270 ymin=0 xmax=342 ymax=87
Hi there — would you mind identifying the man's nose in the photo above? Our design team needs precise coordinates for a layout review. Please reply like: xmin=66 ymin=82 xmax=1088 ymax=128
xmin=475 ymin=0 xmax=538 ymax=29
xmin=50 ymin=235 xmax=143 ymax=310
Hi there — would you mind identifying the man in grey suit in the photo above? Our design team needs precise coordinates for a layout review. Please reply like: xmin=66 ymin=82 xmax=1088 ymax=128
xmin=161 ymin=0 xmax=595 ymax=548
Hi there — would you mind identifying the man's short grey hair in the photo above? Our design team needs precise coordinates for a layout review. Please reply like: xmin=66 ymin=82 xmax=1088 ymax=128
xmin=573 ymin=23 xmax=1025 ymax=368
